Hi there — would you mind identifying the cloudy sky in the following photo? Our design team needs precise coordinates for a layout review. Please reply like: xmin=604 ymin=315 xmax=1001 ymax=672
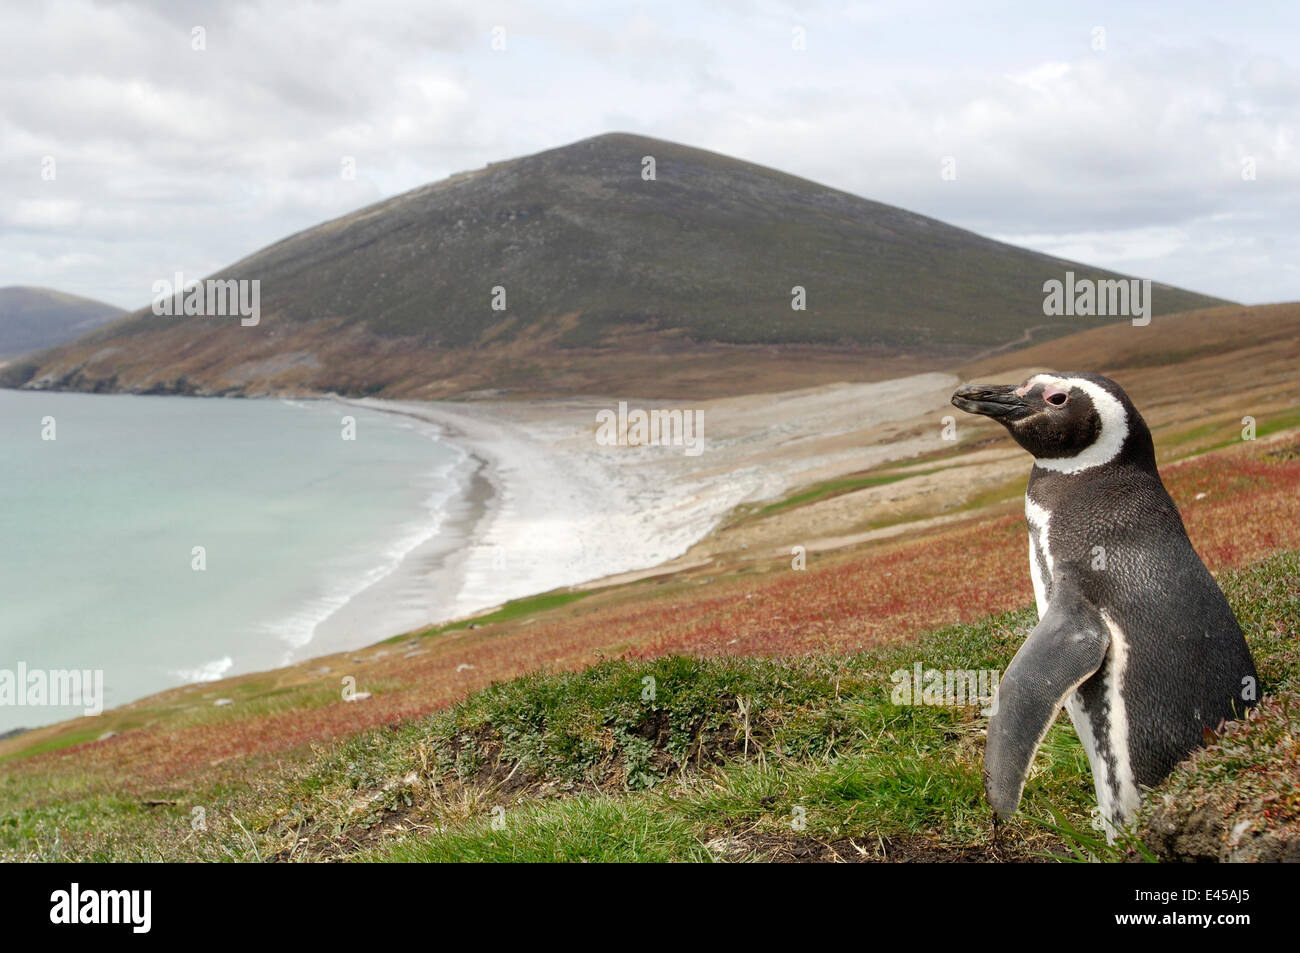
xmin=2 ymin=0 xmax=1297 ymax=310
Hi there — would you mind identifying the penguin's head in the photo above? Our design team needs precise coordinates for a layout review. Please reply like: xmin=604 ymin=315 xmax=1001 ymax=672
xmin=951 ymin=372 xmax=1153 ymax=473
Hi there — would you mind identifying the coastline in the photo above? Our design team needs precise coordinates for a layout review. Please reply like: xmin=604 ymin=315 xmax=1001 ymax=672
xmin=302 ymin=451 xmax=496 ymax=658
xmin=332 ymin=395 xmax=646 ymax=628
xmin=324 ymin=372 xmax=961 ymax=648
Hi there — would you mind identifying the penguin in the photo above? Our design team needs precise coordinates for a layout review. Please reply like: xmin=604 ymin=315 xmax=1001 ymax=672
xmin=951 ymin=371 xmax=1258 ymax=837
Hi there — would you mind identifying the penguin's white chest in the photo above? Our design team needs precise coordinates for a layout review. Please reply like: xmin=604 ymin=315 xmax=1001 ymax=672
xmin=1024 ymin=492 xmax=1140 ymax=837
xmin=1024 ymin=495 xmax=1053 ymax=617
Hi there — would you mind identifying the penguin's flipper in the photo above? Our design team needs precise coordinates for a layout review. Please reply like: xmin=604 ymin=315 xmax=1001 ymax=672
xmin=985 ymin=581 xmax=1109 ymax=816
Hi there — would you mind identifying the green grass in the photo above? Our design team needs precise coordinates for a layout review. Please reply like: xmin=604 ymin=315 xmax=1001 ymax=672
xmin=1160 ymin=407 xmax=1300 ymax=455
xmin=370 ymin=796 xmax=714 ymax=863
xmin=4 ymin=550 xmax=1296 ymax=863
xmin=386 ymin=589 xmax=594 ymax=643
xmin=340 ymin=603 xmax=1095 ymax=862
xmin=0 ymin=726 xmax=104 ymax=762
xmin=286 ymin=605 xmax=1073 ymax=862
xmin=756 ymin=467 xmax=949 ymax=516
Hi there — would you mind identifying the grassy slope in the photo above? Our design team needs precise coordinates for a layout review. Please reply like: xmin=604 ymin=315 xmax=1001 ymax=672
xmin=1 ymin=550 xmax=1294 ymax=862
xmin=369 ymin=550 xmax=1300 ymax=864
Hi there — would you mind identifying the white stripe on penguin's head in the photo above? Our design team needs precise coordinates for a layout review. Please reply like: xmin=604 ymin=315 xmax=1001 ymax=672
xmin=1028 ymin=374 xmax=1129 ymax=473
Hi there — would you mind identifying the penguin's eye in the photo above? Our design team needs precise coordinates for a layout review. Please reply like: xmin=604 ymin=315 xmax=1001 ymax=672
xmin=1045 ymin=391 xmax=1068 ymax=407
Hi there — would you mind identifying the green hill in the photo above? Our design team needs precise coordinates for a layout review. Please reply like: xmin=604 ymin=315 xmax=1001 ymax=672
xmin=0 ymin=286 xmax=124 ymax=357
xmin=5 ymin=133 xmax=1228 ymax=397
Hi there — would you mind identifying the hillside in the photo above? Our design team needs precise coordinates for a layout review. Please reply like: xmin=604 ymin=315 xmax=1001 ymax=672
xmin=3 ymin=133 xmax=1227 ymax=398
xmin=2 ymin=471 xmax=1295 ymax=862
xmin=0 ymin=286 xmax=125 ymax=357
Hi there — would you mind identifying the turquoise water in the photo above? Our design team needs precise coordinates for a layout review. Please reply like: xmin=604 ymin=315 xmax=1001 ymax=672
xmin=0 ymin=390 xmax=466 ymax=732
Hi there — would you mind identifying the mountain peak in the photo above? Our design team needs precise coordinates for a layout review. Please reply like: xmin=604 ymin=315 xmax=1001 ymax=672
xmin=5 ymin=135 xmax=1227 ymax=398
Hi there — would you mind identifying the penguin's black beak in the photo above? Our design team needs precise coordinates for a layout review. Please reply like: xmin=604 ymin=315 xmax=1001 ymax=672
xmin=952 ymin=384 xmax=1033 ymax=421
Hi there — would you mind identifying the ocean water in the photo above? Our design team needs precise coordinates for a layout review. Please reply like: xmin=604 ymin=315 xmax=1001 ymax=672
xmin=0 ymin=390 xmax=469 ymax=732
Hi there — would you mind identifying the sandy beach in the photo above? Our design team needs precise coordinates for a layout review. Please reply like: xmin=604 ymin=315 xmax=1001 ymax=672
xmin=323 ymin=371 xmax=963 ymax=643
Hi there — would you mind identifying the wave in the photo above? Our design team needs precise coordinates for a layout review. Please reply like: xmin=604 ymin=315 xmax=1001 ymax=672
xmin=173 ymin=656 xmax=234 ymax=684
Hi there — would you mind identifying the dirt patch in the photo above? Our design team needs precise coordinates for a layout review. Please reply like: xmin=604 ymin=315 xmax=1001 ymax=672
xmin=1265 ymin=440 xmax=1300 ymax=462
xmin=1138 ymin=692 xmax=1300 ymax=863
xmin=707 ymin=830 xmax=1064 ymax=863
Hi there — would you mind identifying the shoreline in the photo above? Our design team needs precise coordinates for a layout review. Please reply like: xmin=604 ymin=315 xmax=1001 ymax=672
xmin=327 ymin=372 xmax=961 ymax=646
xmin=333 ymin=396 xmax=649 ymax=626
xmin=301 ymin=450 xmax=497 ymax=658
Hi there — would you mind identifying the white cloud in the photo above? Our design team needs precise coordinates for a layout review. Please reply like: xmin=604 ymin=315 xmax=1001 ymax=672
xmin=0 ymin=0 xmax=1297 ymax=308
xmin=989 ymin=226 xmax=1193 ymax=266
